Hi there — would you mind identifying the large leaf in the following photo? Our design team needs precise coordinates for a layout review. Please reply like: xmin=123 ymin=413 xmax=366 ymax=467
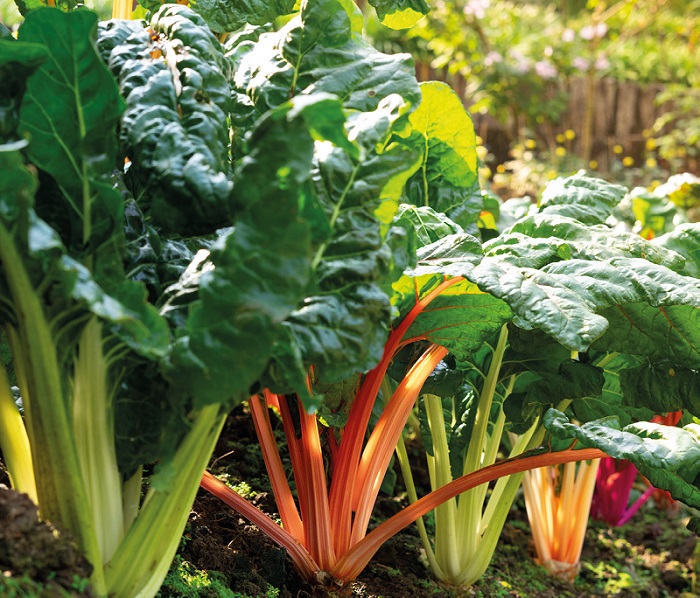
xmin=164 ymin=96 xmax=347 ymax=405
xmin=497 ymin=214 xmax=685 ymax=271
xmin=18 ymin=8 xmax=124 ymax=252
xmin=545 ymin=410 xmax=700 ymax=512
xmin=190 ymin=0 xmax=296 ymax=33
xmin=401 ymin=82 xmax=481 ymax=231
xmin=98 ymin=6 xmax=234 ymax=235
xmin=570 ymin=352 xmax=654 ymax=427
xmin=264 ymin=95 xmax=421 ymax=394
xmin=619 ymin=361 xmax=700 ymax=418
xmin=468 ymin=247 xmax=700 ymax=358
xmin=229 ymin=0 xmax=421 ymax=128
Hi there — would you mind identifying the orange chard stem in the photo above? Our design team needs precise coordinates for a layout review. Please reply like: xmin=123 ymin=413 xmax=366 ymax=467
xmin=297 ymin=398 xmax=336 ymax=570
xmin=249 ymin=395 xmax=304 ymax=541
xmin=330 ymin=447 xmax=606 ymax=581
xmin=349 ymin=343 xmax=449 ymax=547
xmin=200 ymin=471 xmax=320 ymax=581
xmin=328 ymin=276 xmax=463 ymax=555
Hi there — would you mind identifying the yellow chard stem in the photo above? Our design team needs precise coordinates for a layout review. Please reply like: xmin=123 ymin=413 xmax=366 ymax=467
xmin=0 ymin=362 xmax=37 ymax=503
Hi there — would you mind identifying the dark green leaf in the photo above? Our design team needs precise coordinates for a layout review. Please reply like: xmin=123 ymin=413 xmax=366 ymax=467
xmin=190 ymin=0 xmax=296 ymax=33
xmin=99 ymin=7 xmax=234 ymax=235
xmin=230 ymin=0 xmax=421 ymax=126
xmin=544 ymin=409 xmax=700 ymax=511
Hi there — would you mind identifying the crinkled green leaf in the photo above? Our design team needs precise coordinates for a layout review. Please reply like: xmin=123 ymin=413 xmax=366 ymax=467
xmin=98 ymin=6 xmax=234 ymax=235
xmin=619 ymin=361 xmax=700 ymax=418
xmin=496 ymin=214 xmax=685 ymax=270
xmin=544 ymin=409 xmax=700 ymax=511
xmin=653 ymin=224 xmax=700 ymax=278
xmin=190 ymin=0 xmax=296 ymax=33
xmin=538 ymin=173 xmax=627 ymax=225
xmin=570 ymin=352 xmax=653 ymax=427
xmin=402 ymin=82 xmax=481 ymax=230
xmin=264 ymin=96 xmax=420 ymax=395
xmin=395 ymin=204 xmax=464 ymax=247
xmin=504 ymin=360 xmax=605 ymax=432
xmin=467 ymin=255 xmax=700 ymax=357
xmin=230 ymin=0 xmax=421 ymax=127
xmin=368 ymin=0 xmax=429 ymax=29
xmin=165 ymin=96 xmax=346 ymax=405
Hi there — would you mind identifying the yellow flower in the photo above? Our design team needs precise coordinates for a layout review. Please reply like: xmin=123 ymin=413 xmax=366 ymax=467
xmin=613 ymin=144 xmax=623 ymax=154
xmin=642 ymin=128 xmax=651 ymax=138
xmin=547 ymin=170 xmax=558 ymax=179
xmin=645 ymin=158 xmax=657 ymax=168
xmin=555 ymin=147 xmax=567 ymax=157
xmin=481 ymin=166 xmax=493 ymax=179
xmin=564 ymin=129 xmax=576 ymax=140
xmin=555 ymin=133 xmax=566 ymax=144
xmin=622 ymin=156 xmax=634 ymax=167
xmin=524 ymin=139 xmax=537 ymax=149
xmin=645 ymin=138 xmax=656 ymax=151
xmin=476 ymin=135 xmax=484 ymax=145
xmin=496 ymin=164 xmax=506 ymax=173
xmin=649 ymin=180 xmax=661 ymax=190
xmin=589 ymin=160 xmax=598 ymax=169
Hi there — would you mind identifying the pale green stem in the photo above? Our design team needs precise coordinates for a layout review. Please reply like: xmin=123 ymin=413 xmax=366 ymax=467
xmin=73 ymin=317 xmax=124 ymax=566
xmin=424 ymin=394 xmax=461 ymax=579
xmin=105 ymin=404 xmax=226 ymax=598
xmin=394 ymin=434 xmax=445 ymax=579
xmin=122 ymin=466 xmax=143 ymax=536
xmin=0 ymin=221 xmax=104 ymax=593
xmin=459 ymin=324 xmax=509 ymax=557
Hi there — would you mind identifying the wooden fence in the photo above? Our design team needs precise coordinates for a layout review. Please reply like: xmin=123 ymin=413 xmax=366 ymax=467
xmin=415 ymin=62 xmax=688 ymax=172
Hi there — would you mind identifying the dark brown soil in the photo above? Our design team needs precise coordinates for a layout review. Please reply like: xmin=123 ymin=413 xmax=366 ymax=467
xmin=0 ymin=486 xmax=94 ymax=596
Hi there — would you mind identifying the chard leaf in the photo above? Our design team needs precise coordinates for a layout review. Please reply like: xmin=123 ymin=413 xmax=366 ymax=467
xmin=265 ymin=96 xmax=420 ymax=394
xmin=0 ymin=39 xmax=47 ymax=143
xmin=18 ymin=8 xmax=124 ymax=252
xmin=367 ymin=0 xmax=430 ymax=30
xmin=538 ymin=173 xmax=627 ymax=224
xmin=653 ymin=224 xmax=700 ymax=278
xmin=396 ymin=204 xmax=464 ymax=246
xmin=98 ymin=6 xmax=234 ymax=235
xmin=230 ymin=0 xmax=420 ymax=125
xmin=164 ymin=96 xmax=343 ymax=405
xmin=504 ymin=360 xmax=605 ymax=432
xmin=570 ymin=352 xmax=654 ymax=427
xmin=467 ymin=255 xmax=700 ymax=357
xmin=497 ymin=214 xmax=685 ymax=270
xmin=14 ymin=8 xmax=169 ymax=358
xmin=544 ymin=410 xmax=700 ymax=511
xmin=619 ymin=361 xmax=700 ymax=417
xmin=401 ymin=82 xmax=481 ymax=231
xmin=189 ymin=0 xmax=296 ymax=33
xmin=391 ymin=230 xmax=510 ymax=361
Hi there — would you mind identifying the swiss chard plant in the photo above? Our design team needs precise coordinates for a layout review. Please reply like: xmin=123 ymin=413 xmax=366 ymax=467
xmin=1 ymin=0 xmax=700 ymax=596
